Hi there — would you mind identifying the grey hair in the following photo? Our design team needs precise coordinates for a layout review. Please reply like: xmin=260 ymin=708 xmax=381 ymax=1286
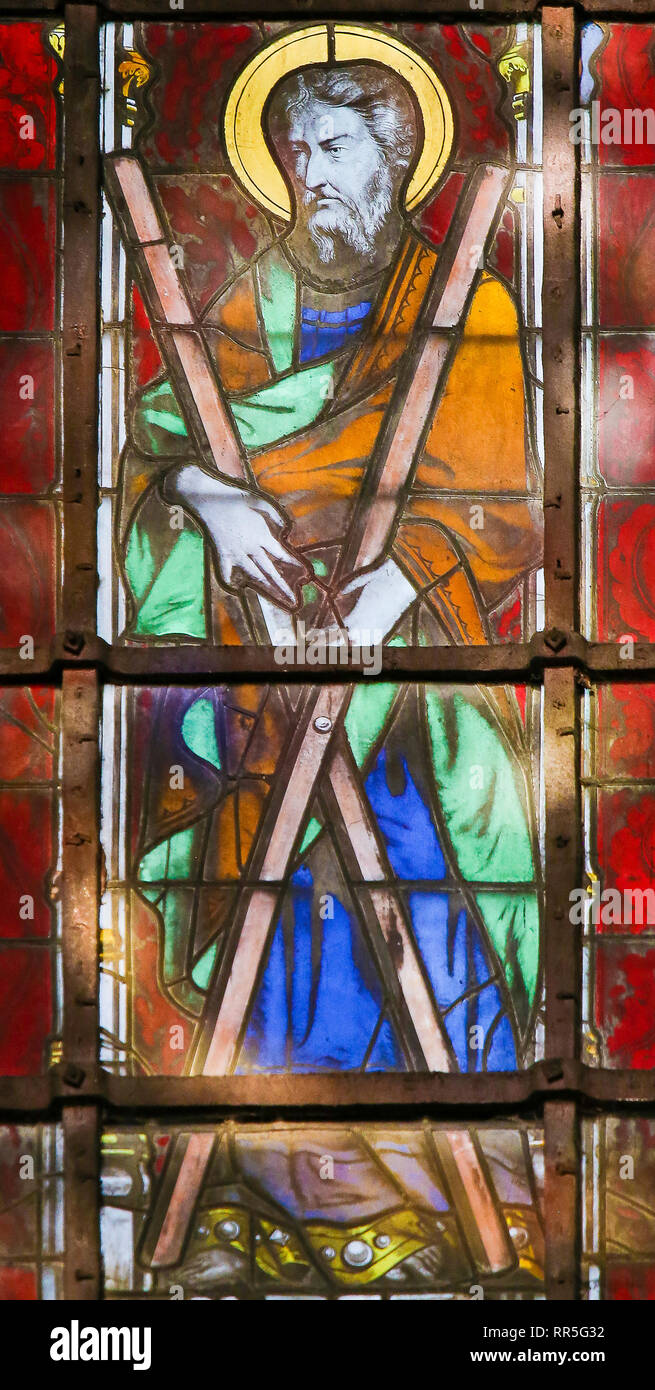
xmin=268 ymin=64 xmax=418 ymax=172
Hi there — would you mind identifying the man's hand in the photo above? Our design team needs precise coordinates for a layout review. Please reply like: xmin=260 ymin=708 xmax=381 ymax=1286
xmin=334 ymin=555 xmax=417 ymax=640
xmin=167 ymin=463 xmax=309 ymax=609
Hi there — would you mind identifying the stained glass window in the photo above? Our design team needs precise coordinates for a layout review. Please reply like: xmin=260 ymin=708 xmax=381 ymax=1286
xmin=4 ymin=2 xmax=655 ymax=1315
xmin=0 ymin=688 xmax=61 ymax=1076
xmin=101 ymin=1120 xmax=544 ymax=1300
xmin=0 ymin=1124 xmax=64 ymax=1300
xmin=582 ymin=1116 xmax=655 ymax=1300
xmin=576 ymin=18 xmax=655 ymax=1307
xmin=581 ymin=22 xmax=655 ymax=642
xmin=0 ymin=21 xmax=63 ymax=648
xmin=98 ymin=19 xmax=544 ymax=648
xmin=99 ymin=681 xmax=543 ymax=1076
xmin=581 ymin=682 xmax=655 ymax=1069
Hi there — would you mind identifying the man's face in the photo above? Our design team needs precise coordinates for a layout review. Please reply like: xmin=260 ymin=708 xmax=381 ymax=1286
xmin=280 ymin=97 xmax=397 ymax=263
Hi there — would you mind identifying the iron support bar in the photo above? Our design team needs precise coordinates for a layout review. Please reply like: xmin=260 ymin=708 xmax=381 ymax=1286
xmin=63 ymin=1105 xmax=100 ymax=1300
xmin=61 ymin=663 xmax=101 ymax=1294
xmin=60 ymin=11 xmax=103 ymax=1306
xmin=62 ymin=2 xmax=100 ymax=634
xmin=62 ymin=669 xmax=100 ymax=1067
xmin=544 ymin=667 xmax=580 ymax=1060
xmin=6 ymin=633 xmax=655 ymax=682
xmin=543 ymin=6 xmax=579 ymax=638
xmin=5 ymin=1061 xmax=655 ymax=1114
xmin=6 ymin=3 xmax=655 ymax=31
xmin=55 ymin=0 xmax=655 ymax=18
xmin=545 ymin=1099 xmax=579 ymax=1299
xmin=541 ymin=6 xmax=580 ymax=1298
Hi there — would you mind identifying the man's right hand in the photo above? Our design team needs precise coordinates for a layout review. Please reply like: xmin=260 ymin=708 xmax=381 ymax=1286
xmin=166 ymin=464 xmax=308 ymax=609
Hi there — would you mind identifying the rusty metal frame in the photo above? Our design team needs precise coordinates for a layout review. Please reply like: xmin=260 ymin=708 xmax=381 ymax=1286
xmin=5 ymin=1061 xmax=655 ymax=1114
xmin=3 ymin=0 xmax=655 ymax=1303
xmin=62 ymin=4 xmax=99 ymax=636
xmin=10 ymin=0 xmax=655 ymax=16
xmin=7 ymin=630 xmax=655 ymax=681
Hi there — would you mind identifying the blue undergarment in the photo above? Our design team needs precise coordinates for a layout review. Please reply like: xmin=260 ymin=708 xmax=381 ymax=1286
xmin=299 ymin=300 xmax=371 ymax=363
xmin=237 ymin=750 xmax=518 ymax=1075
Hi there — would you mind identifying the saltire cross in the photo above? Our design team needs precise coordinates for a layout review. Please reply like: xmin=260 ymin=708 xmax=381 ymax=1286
xmin=105 ymin=154 xmax=514 ymax=1276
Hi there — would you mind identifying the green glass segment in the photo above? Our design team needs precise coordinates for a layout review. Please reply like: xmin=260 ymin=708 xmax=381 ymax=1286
xmin=182 ymin=698 xmax=222 ymax=772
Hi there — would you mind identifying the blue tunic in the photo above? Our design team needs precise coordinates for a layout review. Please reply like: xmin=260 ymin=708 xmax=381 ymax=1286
xmin=238 ymin=747 xmax=519 ymax=1074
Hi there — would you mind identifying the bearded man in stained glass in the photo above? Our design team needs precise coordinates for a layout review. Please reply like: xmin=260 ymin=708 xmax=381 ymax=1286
xmin=116 ymin=39 xmax=543 ymax=1079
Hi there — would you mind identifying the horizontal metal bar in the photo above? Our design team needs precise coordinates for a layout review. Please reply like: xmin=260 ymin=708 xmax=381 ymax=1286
xmin=6 ymin=631 xmax=655 ymax=681
xmin=5 ymin=1061 xmax=655 ymax=1114
xmin=0 ymin=637 xmax=547 ymax=681
xmin=9 ymin=0 xmax=655 ymax=18
xmin=94 ymin=0 xmax=543 ymax=15
xmin=102 ymin=1064 xmax=655 ymax=1111
xmin=583 ymin=0 xmax=655 ymax=10
xmin=62 ymin=636 xmax=546 ymax=681
xmin=50 ymin=0 xmax=655 ymax=18
xmin=3 ymin=2 xmax=63 ymax=10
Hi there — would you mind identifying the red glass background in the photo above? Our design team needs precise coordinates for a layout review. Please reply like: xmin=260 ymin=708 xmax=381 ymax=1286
xmin=0 ymin=1125 xmax=63 ymax=1300
xmin=589 ymin=25 xmax=655 ymax=642
xmin=0 ymin=689 xmax=59 ymax=1076
xmin=589 ymin=686 xmax=655 ymax=1068
xmin=0 ymin=22 xmax=61 ymax=646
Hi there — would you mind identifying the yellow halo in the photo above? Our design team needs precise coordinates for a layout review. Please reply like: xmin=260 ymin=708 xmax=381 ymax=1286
xmin=223 ymin=23 xmax=454 ymax=221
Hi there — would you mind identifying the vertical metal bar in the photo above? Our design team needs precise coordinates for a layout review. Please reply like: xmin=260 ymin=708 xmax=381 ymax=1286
xmin=543 ymin=665 xmax=581 ymax=1296
xmin=542 ymin=8 xmax=580 ymax=1301
xmin=62 ymin=668 xmax=100 ymax=1071
xmin=544 ymin=666 xmax=580 ymax=1060
xmin=542 ymin=6 xmax=579 ymax=638
xmin=61 ymin=2 xmax=102 ymax=1304
xmin=63 ymin=1106 xmax=100 ymax=1300
xmin=545 ymin=1099 xmax=579 ymax=1299
xmin=61 ymin=667 xmax=101 ymax=1297
xmin=63 ymin=3 xmax=100 ymax=638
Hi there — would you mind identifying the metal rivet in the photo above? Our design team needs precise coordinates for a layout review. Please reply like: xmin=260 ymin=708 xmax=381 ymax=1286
xmin=216 ymin=1219 xmax=240 ymax=1242
xmin=374 ymin=1234 xmax=391 ymax=1249
xmin=509 ymin=1226 xmax=529 ymax=1249
xmin=342 ymin=1239 xmax=373 ymax=1268
xmin=63 ymin=630 xmax=85 ymax=656
xmin=320 ymin=1245 xmax=336 ymax=1261
xmin=544 ymin=627 xmax=567 ymax=653
xmin=314 ymin=716 xmax=332 ymax=733
xmin=62 ymin=1063 xmax=85 ymax=1088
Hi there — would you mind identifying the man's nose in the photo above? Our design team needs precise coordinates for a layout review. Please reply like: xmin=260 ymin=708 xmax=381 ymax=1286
xmin=304 ymin=145 xmax=329 ymax=191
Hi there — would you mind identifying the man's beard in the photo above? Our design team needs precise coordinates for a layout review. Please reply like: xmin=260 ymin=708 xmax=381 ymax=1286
xmin=301 ymin=163 xmax=395 ymax=264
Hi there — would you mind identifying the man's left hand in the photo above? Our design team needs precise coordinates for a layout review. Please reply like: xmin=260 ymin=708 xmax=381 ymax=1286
xmin=334 ymin=556 xmax=417 ymax=641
